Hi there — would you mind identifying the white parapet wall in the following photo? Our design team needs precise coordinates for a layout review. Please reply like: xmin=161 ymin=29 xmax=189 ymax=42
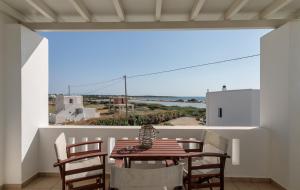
xmin=38 ymin=126 xmax=270 ymax=179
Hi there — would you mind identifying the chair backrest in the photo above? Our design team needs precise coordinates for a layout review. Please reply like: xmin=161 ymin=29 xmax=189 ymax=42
xmin=110 ymin=165 xmax=183 ymax=190
xmin=202 ymin=131 xmax=229 ymax=163
xmin=54 ymin=133 xmax=68 ymax=161
xmin=203 ymin=131 xmax=228 ymax=153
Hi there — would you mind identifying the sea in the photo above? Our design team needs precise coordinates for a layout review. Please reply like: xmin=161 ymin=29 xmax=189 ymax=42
xmin=129 ymin=96 xmax=206 ymax=109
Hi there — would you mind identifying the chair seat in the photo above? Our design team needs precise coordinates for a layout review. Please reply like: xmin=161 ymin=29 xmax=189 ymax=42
xmin=183 ymin=159 xmax=220 ymax=176
xmin=66 ymin=157 xmax=102 ymax=181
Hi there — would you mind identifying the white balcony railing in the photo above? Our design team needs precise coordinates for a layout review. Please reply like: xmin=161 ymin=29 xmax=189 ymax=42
xmin=32 ymin=125 xmax=270 ymax=180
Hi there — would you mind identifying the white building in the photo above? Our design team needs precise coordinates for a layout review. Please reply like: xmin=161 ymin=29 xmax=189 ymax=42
xmin=50 ymin=95 xmax=99 ymax=124
xmin=206 ymin=87 xmax=260 ymax=126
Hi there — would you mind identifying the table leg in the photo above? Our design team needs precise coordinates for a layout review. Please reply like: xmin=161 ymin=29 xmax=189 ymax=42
xmin=128 ymin=158 xmax=131 ymax=168
xmin=124 ymin=157 xmax=129 ymax=168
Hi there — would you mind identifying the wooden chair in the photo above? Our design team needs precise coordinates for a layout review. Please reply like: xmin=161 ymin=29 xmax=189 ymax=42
xmin=110 ymin=164 xmax=184 ymax=190
xmin=165 ymin=138 xmax=204 ymax=167
xmin=183 ymin=131 xmax=230 ymax=190
xmin=54 ymin=133 xmax=107 ymax=190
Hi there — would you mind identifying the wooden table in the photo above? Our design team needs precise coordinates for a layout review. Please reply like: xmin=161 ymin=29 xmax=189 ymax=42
xmin=110 ymin=139 xmax=186 ymax=168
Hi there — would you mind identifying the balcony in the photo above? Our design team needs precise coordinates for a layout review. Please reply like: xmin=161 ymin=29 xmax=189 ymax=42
xmin=18 ymin=125 xmax=280 ymax=190
xmin=1 ymin=0 xmax=300 ymax=189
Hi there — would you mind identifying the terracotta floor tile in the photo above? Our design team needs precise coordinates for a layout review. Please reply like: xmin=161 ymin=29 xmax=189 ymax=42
xmin=22 ymin=176 xmax=282 ymax=190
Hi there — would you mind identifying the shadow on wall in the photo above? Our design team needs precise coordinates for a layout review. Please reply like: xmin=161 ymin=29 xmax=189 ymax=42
xmin=22 ymin=131 xmax=39 ymax=182
xmin=21 ymin=28 xmax=44 ymax=68
xmin=21 ymin=32 xmax=45 ymax=159
xmin=20 ymin=25 xmax=48 ymax=183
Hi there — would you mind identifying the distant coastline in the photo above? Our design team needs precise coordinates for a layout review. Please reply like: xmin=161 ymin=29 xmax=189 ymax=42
xmin=130 ymin=96 xmax=204 ymax=102
xmin=129 ymin=96 xmax=206 ymax=109
xmin=49 ymin=94 xmax=206 ymax=108
xmin=129 ymin=95 xmax=204 ymax=99
xmin=50 ymin=94 xmax=205 ymax=102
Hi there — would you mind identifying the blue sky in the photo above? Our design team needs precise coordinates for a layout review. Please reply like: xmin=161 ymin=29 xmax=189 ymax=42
xmin=41 ymin=29 xmax=271 ymax=97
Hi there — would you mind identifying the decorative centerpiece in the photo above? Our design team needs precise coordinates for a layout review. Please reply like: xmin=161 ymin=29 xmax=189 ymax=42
xmin=138 ymin=125 xmax=158 ymax=149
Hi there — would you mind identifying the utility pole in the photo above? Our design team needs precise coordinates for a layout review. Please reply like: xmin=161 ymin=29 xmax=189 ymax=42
xmin=68 ymin=85 xmax=71 ymax=96
xmin=123 ymin=75 xmax=128 ymax=119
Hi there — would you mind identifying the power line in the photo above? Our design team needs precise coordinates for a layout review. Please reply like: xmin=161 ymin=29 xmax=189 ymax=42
xmin=70 ymin=77 xmax=123 ymax=88
xmin=127 ymin=54 xmax=260 ymax=79
xmin=68 ymin=53 xmax=260 ymax=91
xmin=82 ymin=80 xmax=122 ymax=95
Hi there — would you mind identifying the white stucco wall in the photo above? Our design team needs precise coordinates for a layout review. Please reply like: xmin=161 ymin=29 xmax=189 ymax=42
xmin=0 ymin=12 xmax=6 ymax=188
xmin=4 ymin=24 xmax=22 ymax=185
xmin=0 ymin=12 xmax=18 ymax=188
xmin=21 ymin=26 xmax=48 ymax=182
xmin=55 ymin=95 xmax=98 ymax=124
xmin=261 ymin=20 xmax=300 ymax=190
xmin=288 ymin=21 xmax=300 ymax=190
xmin=56 ymin=95 xmax=83 ymax=113
xmin=0 ymin=14 xmax=4 ymax=188
xmin=0 ymin=22 xmax=48 ymax=185
xmin=206 ymin=89 xmax=260 ymax=126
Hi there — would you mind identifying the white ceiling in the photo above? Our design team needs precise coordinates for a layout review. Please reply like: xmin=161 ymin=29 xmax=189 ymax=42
xmin=0 ymin=0 xmax=299 ymax=30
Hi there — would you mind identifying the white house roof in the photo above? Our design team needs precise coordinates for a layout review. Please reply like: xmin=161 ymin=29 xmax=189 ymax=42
xmin=207 ymin=89 xmax=260 ymax=94
xmin=0 ymin=0 xmax=299 ymax=30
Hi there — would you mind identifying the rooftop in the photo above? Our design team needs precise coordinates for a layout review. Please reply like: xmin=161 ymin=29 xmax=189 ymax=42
xmin=207 ymin=89 xmax=260 ymax=94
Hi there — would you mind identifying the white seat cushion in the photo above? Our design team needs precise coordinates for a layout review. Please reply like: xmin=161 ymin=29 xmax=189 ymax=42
xmin=66 ymin=157 xmax=102 ymax=180
xmin=183 ymin=159 xmax=220 ymax=175
xmin=110 ymin=165 xmax=183 ymax=190
xmin=182 ymin=131 xmax=227 ymax=176
xmin=55 ymin=133 xmax=68 ymax=160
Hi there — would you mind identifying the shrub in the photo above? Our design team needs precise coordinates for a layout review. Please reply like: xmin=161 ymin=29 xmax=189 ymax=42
xmin=90 ymin=111 xmax=182 ymax=126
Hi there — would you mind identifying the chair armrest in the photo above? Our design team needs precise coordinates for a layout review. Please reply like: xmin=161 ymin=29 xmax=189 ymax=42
xmin=177 ymin=140 xmax=204 ymax=153
xmin=67 ymin=140 xmax=103 ymax=157
xmin=67 ymin=140 xmax=103 ymax=149
xmin=54 ymin=152 xmax=107 ymax=167
xmin=187 ymin=152 xmax=231 ymax=159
